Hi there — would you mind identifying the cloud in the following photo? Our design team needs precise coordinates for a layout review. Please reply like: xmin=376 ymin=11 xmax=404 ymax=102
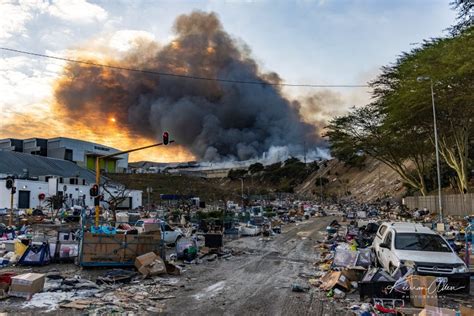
xmin=0 ymin=1 xmax=33 ymax=40
xmin=47 ymin=0 xmax=108 ymax=23
xmin=108 ymin=30 xmax=156 ymax=52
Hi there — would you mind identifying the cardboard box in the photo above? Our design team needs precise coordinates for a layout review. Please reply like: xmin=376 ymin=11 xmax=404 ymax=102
xmin=143 ymin=223 xmax=161 ymax=233
xmin=341 ymin=269 xmax=363 ymax=282
xmin=135 ymin=252 xmax=158 ymax=269
xmin=135 ymin=252 xmax=166 ymax=277
xmin=407 ymin=275 xmax=438 ymax=308
xmin=418 ymin=306 xmax=456 ymax=316
xmin=147 ymin=259 xmax=166 ymax=276
xmin=0 ymin=283 xmax=9 ymax=299
xmin=9 ymin=273 xmax=45 ymax=298
xmin=460 ymin=305 xmax=474 ymax=316
xmin=320 ymin=271 xmax=351 ymax=291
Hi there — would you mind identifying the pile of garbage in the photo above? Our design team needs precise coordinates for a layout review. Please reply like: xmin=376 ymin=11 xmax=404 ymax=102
xmin=0 ymin=255 xmax=182 ymax=313
xmin=308 ymin=220 xmax=377 ymax=300
xmin=300 ymin=214 xmax=473 ymax=315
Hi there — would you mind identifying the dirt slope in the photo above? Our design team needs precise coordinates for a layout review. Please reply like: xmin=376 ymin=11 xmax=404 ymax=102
xmin=296 ymin=158 xmax=406 ymax=202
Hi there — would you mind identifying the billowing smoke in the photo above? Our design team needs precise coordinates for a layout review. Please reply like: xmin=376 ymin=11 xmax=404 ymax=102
xmin=54 ymin=11 xmax=321 ymax=161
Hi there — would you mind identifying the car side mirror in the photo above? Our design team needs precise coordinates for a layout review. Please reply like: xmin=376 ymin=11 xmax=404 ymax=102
xmin=380 ymin=243 xmax=389 ymax=249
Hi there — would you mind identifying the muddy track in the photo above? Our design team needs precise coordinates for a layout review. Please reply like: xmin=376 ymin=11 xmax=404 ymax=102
xmin=164 ymin=216 xmax=348 ymax=316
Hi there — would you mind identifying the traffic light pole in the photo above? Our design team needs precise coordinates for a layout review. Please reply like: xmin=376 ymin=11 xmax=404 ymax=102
xmin=95 ymin=157 xmax=100 ymax=228
xmin=94 ymin=140 xmax=174 ymax=227
xmin=9 ymin=188 xmax=14 ymax=227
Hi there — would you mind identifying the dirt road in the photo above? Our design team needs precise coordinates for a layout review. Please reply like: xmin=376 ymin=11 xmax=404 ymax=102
xmin=164 ymin=216 xmax=347 ymax=316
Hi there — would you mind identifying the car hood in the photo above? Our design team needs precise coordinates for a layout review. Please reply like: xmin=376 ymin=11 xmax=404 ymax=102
xmin=395 ymin=250 xmax=464 ymax=265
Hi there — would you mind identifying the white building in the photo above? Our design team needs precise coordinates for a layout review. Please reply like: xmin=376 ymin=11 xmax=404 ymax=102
xmin=47 ymin=137 xmax=128 ymax=173
xmin=0 ymin=137 xmax=129 ymax=173
xmin=0 ymin=151 xmax=141 ymax=210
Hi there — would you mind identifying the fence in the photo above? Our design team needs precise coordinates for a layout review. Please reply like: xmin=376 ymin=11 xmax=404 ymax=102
xmin=403 ymin=193 xmax=474 ymax=217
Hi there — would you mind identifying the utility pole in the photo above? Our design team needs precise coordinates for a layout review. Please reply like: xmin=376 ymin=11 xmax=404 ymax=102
xmin=146 ymin=186 xmax=153 ymax=211
xmin=430 ymin=79 xmax=443 ymax=223
xmin=417 ymin=76 xmax=443 ymax=223
xmin=5 ymin=177 xmax=15 ymax=226
xmin=9 ymin=187 xmax=14 ymax=226
xmin=303 ymin=141 xmax=307 ymax=164
xmin=240 ymin=178 xmax=244 ymax=210
xmin=378 ymin=165 xmax=381 ymax=199
xmin=319 ymin=174 xmax=323 ymax=203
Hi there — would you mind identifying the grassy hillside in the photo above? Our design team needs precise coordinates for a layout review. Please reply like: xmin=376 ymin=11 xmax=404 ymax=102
xmin=108 ymin=173 xmax=240 ymax=203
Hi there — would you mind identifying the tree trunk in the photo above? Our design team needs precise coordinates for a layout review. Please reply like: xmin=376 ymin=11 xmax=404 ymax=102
xmin=438 ymin=135 xmax=468 ymax=194
xmin=378 ymin=158 xmax=428 ymax=196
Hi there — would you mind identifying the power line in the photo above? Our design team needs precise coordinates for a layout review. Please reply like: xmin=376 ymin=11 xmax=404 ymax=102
xmin=0 ymin=47 xmax=369 ymax=88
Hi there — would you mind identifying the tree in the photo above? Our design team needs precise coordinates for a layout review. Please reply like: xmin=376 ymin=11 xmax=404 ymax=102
xmin=375 ymin=29 xmax=474 ymax=193
xmin=326 ymin=103 xmax=433 ymax=195
xmin=228 ymin=169 xmax=247 ymax=180
xmin=327 ymin=27 xmax=474 ymax=195
xmin=450 ymin=0 xmax=474 ymax=34
xmin=102 ymin=181 xmax=132 ymax=224
xmin=248 ymin=162 xmax=264 ymax=174
xmin=45 ymin=194 xmax=67 ymax=220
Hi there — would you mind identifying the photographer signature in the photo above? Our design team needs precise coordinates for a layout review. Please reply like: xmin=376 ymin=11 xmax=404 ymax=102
xmin=386 ymin=279 xmax=464 ymax=294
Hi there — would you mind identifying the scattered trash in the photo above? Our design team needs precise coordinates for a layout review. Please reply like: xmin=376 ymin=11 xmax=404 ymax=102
xmin=291 ymin=283 xmax=309 ymax=293
xmin=96 ymin=269 xmax=136 ymax=285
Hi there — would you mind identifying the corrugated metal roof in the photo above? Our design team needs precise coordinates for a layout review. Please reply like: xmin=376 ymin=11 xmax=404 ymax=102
xmin=0 ymin=151 xmax=96 ymax=183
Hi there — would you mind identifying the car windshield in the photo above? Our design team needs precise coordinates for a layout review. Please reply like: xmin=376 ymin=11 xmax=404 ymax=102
xmin=395 ymin=233 xmax=451 ymax=252
xmin=135 ymin=221 xmax=144 ymax=227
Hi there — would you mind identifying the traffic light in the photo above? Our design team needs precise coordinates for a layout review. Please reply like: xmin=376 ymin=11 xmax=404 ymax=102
xmin=89 ymin=184 xmax=99 ymax=197
xmin=162 ymin=131 xmax=169 ymax=145
xmin=5 ymin=177 xmax=13 ymax=189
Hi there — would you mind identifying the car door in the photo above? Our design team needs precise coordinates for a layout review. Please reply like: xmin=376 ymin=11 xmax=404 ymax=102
xmin=374 ymin=224 xmax=388 ymax=252
xmin=379 ymin=231 xmax=393 ymax=270
xmin=163 ymin=223 xmax=175 ymax=244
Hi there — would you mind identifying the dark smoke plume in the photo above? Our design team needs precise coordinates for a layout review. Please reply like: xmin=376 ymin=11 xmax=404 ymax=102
xmin=55 ymin=11 xmax=321 ymax=161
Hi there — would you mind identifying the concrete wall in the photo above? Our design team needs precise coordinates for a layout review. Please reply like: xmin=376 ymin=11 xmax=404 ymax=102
xmin=0 ymin=179 xmax=142 ymax=210
xmin=403 ymin=193 xmax=474 ymax=217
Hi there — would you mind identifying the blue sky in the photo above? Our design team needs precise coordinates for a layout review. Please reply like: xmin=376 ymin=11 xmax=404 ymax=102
xmin=0 ymin=0 xmax=458 ymax=161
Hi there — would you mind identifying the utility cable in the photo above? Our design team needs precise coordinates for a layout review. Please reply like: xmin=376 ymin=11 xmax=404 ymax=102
xmin=0 ymin=47 xmax=369 ymax=88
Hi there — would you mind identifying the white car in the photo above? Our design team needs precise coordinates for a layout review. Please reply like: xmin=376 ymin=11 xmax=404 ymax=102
xmin=134 ymin=219 xmax=183 ymax=245
xmin=373 ymin=222 xmax=470 ymax=292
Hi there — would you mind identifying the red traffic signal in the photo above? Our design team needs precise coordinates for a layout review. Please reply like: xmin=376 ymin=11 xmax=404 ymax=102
xmin=90 ymin=184 xmax=99 ymax=197
xmin=162 ymin=132 xmax=169 ymax=145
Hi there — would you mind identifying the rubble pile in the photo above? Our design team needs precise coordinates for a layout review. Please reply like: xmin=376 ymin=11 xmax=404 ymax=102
xmin=298 ymin=204 xmax=473 ymax=315
xmin=0 ymin=199 xmax=472 ymax=314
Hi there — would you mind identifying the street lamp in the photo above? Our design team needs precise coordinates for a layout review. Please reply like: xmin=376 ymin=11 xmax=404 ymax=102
xmin=417 ymin=76 xmax=443 ymax=223
xmin=239 ymin=178 xmax=244 ymax=210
